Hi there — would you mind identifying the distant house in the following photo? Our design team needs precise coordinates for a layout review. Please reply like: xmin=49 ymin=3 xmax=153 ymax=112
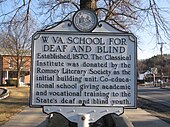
xmin=137 ymin=70 xmax=151 ymax=84
xmin=138 ymin=70 xmax=169 ymax=84
xmin=0 ymin=49 xmax=31 ymax=86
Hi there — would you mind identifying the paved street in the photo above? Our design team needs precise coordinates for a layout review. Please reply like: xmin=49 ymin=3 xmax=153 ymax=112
xmin=138 ymin=85 xmax=170 ymax=107
xmin=124 ymin=85 xmax=170 ymax=127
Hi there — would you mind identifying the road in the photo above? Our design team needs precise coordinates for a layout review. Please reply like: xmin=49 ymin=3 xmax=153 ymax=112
xmin=138 ymin=85 xmax=170 ymax=107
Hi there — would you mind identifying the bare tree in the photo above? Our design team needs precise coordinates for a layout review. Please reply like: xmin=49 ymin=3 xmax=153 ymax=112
xmin=0 ymin=0 xmax=170 ymax=86
xmin=0 ymin=0 xmax=169 ymax=42
xmin=0 ymin=15 xmax=35 ymax=87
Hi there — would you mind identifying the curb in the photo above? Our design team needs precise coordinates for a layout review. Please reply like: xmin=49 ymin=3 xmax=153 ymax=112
xmin=0 ymin=88 xmax=9 ymax=100
xmin=111 ymin=114 xmax=134 ymax=127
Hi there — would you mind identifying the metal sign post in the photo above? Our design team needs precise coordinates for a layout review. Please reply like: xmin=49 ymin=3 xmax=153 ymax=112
xmin=30 ymin=9 xmax=137 ymax=126
xmin=77 ymin=114 xmax=90 ymax=127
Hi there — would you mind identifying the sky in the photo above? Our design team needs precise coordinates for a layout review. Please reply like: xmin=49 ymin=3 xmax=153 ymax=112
xmin=137 ymin=33 xmax=170 ymax=61
xmin=137 ymin=30 xmax=170 ymax=60
xmin=0 ymin=0 xmax=170 ymax=60
xmin=137 ymin=38 xmax=170 ymax=60
xmin=137 ymin=0 xmax=170 ymax=60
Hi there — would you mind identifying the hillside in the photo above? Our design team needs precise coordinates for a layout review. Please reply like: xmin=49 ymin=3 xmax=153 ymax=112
xmin=138 ymin=54 xmax=170 ymax=77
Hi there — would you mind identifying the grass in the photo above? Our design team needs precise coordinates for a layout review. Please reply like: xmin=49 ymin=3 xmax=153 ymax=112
xmin=0 ymin=86 xmax=29 ymax=126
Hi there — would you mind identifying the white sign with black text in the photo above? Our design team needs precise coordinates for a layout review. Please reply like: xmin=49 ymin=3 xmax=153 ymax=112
xmin=31 ymin=30 xmax=137 ymax=108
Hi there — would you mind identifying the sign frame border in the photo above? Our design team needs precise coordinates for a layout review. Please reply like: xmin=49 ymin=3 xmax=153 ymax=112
xmin=30 ymin=31 xmax=137 ymax=109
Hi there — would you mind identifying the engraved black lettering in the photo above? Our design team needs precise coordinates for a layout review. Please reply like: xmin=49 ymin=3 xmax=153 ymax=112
xmin=41 ymin=36 xmax=49 ymax=43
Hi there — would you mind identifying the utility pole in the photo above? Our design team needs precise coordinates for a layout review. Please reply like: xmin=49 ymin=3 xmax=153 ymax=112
xmin=158 ymin=42 xmax=166 ymax=88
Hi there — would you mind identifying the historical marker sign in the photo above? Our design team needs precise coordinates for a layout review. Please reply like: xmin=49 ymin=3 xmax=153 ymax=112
xmin=31 ymin=32 xmax=137 ymax=107
xmin=30 ymin=10 xmax=137 ymax=109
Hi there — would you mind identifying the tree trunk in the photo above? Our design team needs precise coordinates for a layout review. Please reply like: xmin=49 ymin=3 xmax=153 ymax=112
xmin=80 ymin=0 xmax=97 ymax=10
xmin=17 ymin=69 xmax=20 ymax=87
xmin=16 ymin=54 xmax=20 ymax=87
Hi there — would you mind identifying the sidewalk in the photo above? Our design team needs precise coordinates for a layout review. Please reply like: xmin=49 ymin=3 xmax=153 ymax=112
xmin=1 ymin=107 xmax=170 ymax=127
xmin=125 ymin=108 xmax=170 ymax=127
xmin=1 ymin=107 xmax=48 ymax=127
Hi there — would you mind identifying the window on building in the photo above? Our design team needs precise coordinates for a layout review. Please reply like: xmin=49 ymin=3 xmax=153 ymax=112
xmin=3 ymin=71 xmax=8 ymax=79
xmin=9 ymin=59 xmax=14 ymax=68
xmin=20 ymin=76 xmax=24 ymax=82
